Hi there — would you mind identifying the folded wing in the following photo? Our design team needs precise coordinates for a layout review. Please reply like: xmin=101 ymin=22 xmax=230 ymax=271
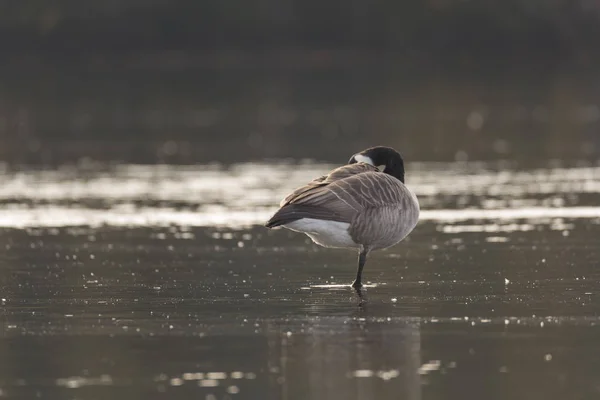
xmin=266 ymin=163 xmax=409 ymax=228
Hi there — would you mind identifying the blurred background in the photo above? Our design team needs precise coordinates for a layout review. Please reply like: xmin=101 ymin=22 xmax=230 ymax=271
xmin=1 ymin=0 xmax=600 ymax=166
xmin=2 ymin=3 xmax=600 ymax=399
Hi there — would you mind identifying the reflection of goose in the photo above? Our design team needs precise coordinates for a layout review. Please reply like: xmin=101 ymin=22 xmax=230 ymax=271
xmin=267 ymin=317 xmax=421 ymax=400
xmin=266 ymin=146 xmax=420 ymax=291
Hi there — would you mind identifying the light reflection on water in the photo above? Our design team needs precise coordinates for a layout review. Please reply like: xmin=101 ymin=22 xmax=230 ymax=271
xmin=0 ymin=162 xmax=599 ymax=228
xmin=3 ymin=315 xmax=600 ymax=399
xmin=1 ymin=162 xmax=600 ymax=399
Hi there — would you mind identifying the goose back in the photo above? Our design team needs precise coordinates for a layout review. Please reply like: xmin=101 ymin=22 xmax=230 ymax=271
xmin=267 ymin=163 xmax=419 ymax=249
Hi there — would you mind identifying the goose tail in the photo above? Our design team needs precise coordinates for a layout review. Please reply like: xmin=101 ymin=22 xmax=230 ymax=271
xmin=265 ymin=204 xmax=340 ymax=228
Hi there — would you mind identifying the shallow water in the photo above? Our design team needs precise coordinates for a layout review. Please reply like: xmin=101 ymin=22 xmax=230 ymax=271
xmin=1 ymin=162 xmax=600 ymax=399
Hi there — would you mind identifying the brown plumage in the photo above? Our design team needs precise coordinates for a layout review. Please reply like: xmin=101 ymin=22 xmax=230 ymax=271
xmin=266 ymin=146 xmax=420 ymax=294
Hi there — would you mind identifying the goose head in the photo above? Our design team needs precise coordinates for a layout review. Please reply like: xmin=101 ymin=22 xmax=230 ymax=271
xmin=348 ymin=146 xmax=405 ymax=183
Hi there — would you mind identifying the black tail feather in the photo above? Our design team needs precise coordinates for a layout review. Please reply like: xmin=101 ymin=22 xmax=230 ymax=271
xmin=265 ymin=204 xmax=344 ymax=228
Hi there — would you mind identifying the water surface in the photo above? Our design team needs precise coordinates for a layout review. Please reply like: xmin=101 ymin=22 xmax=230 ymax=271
xmin=1 ymin=161 xmax=599 ymax=399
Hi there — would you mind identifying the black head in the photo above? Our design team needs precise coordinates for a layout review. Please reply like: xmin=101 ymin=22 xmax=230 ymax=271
xmin=348 ymin=146 xmax=406 ymax=182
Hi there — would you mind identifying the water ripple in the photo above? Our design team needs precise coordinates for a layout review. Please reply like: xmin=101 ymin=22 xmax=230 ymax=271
xmin=0 ymin=162 xmax=598 ymax=228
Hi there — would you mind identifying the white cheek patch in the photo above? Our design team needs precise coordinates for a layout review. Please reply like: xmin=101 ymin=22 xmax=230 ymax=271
xmin=376 ymin=165 xmax=386 ymax=172
xmin=354 ymin=154 xmax=374 ymax=166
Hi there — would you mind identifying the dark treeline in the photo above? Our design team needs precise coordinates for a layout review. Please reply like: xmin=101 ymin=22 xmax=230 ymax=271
xmin=1 ymin=1 xmax=600 ymax=165
xmin=1 ymin=0 xmax=600 ymax=65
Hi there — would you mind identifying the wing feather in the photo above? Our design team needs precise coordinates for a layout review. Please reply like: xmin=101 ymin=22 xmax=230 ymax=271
xmin=267 ymin=162 xmax=411 ymax=228
xmin=279 ymin=163 xmax=377 ymax=207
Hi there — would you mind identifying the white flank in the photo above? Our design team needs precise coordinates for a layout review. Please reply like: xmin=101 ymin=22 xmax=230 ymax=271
xmin=284 ymin=218 xmax=357 ymax=248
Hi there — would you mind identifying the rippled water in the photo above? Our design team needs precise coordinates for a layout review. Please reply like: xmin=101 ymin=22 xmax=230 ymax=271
xmin=1 ymin=161 xmax=600 ymax=227
xmin=1 ymin=161 xmax=600 ymax=399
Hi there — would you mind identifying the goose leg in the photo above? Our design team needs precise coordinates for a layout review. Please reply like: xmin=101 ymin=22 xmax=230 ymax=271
xmin=351 ymin=248 xmax=369 ymax=289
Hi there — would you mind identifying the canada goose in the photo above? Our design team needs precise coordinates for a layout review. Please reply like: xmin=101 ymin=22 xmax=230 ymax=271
xmin=265 ymin=146 xmax=420 ymax=294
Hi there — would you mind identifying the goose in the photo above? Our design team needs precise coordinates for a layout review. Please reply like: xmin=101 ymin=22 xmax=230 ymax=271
xmin=265 ymin=146 xmax=420 ymax=293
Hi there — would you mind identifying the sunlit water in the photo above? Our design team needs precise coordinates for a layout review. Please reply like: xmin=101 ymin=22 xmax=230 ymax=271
xmin=1 ymin=161 xmax=600 ymax=227
xmin=1 ymin=161 xmax=600 ymax=399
